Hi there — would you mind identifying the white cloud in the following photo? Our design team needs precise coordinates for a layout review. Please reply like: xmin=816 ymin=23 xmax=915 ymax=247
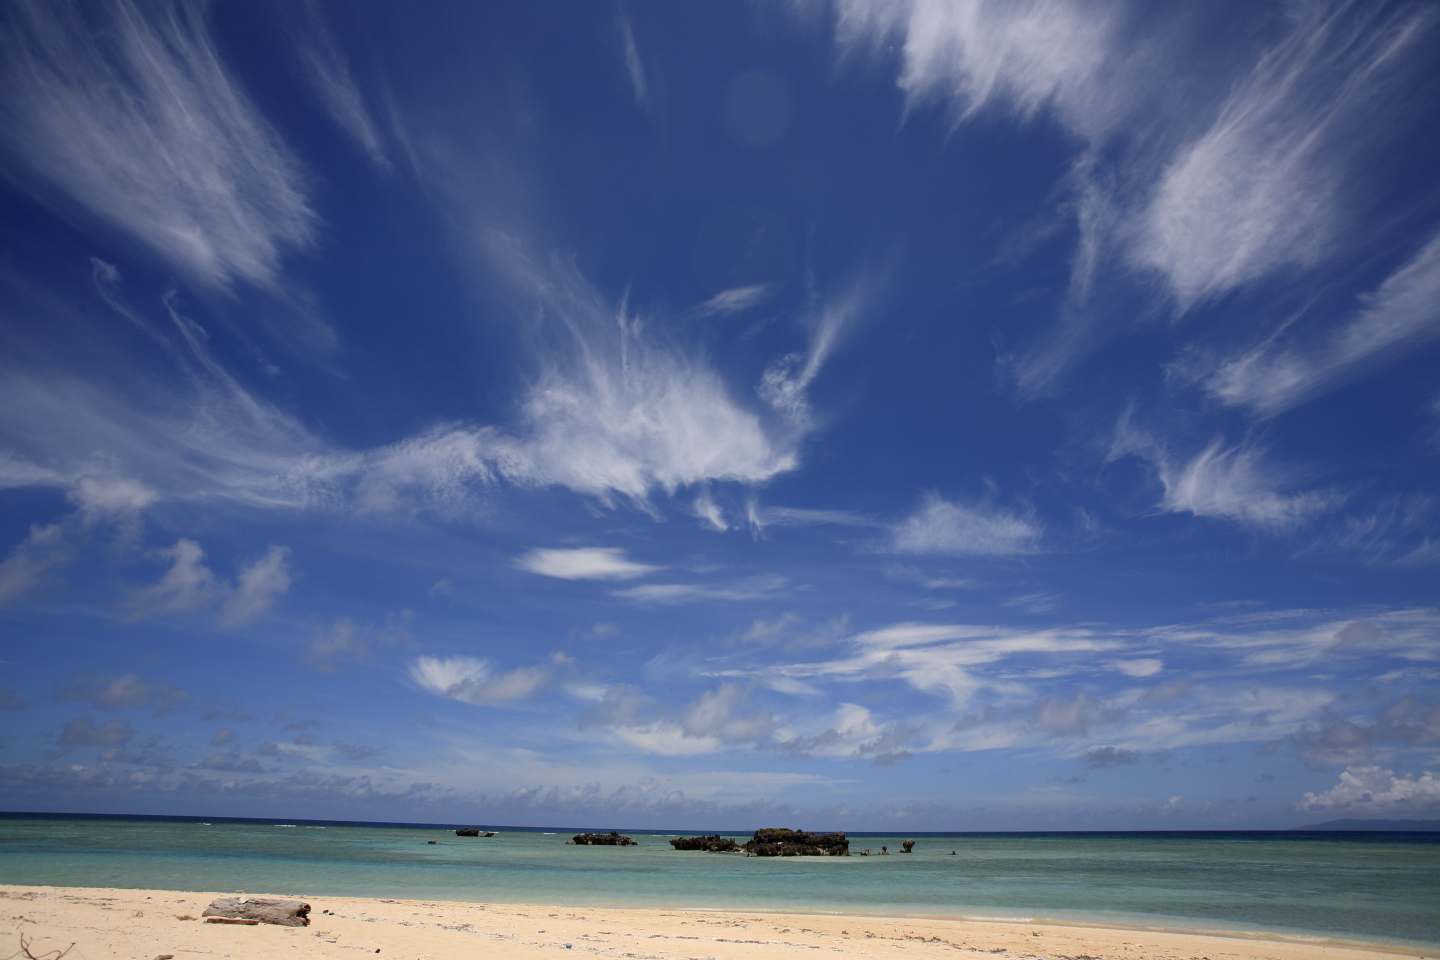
xmin=612 ymin=575 xmax=788 ymax=605
xmin=1 ymin=233 xmax=835 ymax=521
xmin=68 ymin=477 xmax=159 ymax=517
xmin=1299 ymin=765 xmax=1440 ymax=815
xmin=618 ymin=13 xmax=648 ymax=105
xmin=747 ymin=503 xmax=879 ymax=534
xmin=218 ymin=546 xmax=291 ymax=627
xmin=0 ymin=0 xmax=315 ymax=289
xmin=1134 ymin=4 xmax=1431 ymax=309
xmin=0 ymin=473 xmax=159 ymax=606
xmin=692 ymin=285 xmax=774 ymax=318
xmin=757 ymin=283 xmax=866 ymax=428
xmin=0 ymin=521 xmax=68 ymax=606
xmin=1111 ymin=659 xmax=1163 ymax=678
xmin=1207 ymin=229 xmax=1440 ymax=416
xmin=295 ymin=7 xmax=388 ymax=169
xmin=692 ymin=492 xmax=728 ymax=532
xmin=1031 ymin=691 xmax=1122 ymax=736
xmin=830 ymin=0 xmax=1438 ymax=392
xmin=1154 ymin=441 xmax=1335 ymax=529
xmin=516 ymin=547 xmax=660 ymax=581
xmin=888 ymin=492 xmax=1040 ymax=555
xmin=130 ymin=539 xmax=220 ymax=616
xmin=831 ymin=0 xmax=1129 ymax=139
xmin=1111 ymin=415 xmax=1334 ymax=530
xmin=409 ymin=656 xmax=549 ymax=706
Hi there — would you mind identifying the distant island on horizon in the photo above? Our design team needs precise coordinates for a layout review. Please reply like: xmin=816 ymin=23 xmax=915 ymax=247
xmin=1297 ymin=818 xmax=1440 ymax=831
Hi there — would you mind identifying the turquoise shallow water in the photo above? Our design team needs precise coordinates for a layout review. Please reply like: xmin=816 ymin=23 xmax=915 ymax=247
xmin=1 ymin=816 xmax=1437 ymax=949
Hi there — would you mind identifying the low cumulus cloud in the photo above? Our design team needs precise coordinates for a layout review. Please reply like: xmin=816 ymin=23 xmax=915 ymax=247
xmin=1084 ymin=746 xmax=1139 ymax=768
xmin=1299 ymin=765 xmax=1440 ymax=816
xmin=59 ymin=716 xmax=134 ymax=747
xmin=0 ymin=686 xmax=31 ymax=710
xmin=888 ymin=492 xmax=1040 ymax=555
xmin=408 ymin=656 xmax=549 ymax=706
xmin=54 ymin=673 xmax=190 ymax=714
xmin=128 ymin=539 xmax=292 ymax=627
xmin=305 ymin=612 xmax=413 ymax=673
xmin=516 ymin=547 xmax=660 ymax=581
xmin=1031 ymin=692 xmax=1124 ymax=737
xmin=579 ymin=682 xmax=777 ymax=757
xmin=0 ymin=476 xmax=158 ymax=606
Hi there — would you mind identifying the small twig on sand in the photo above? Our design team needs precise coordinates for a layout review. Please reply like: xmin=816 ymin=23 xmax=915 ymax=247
xmin=4 ymin=932 xmax=76 ymax=960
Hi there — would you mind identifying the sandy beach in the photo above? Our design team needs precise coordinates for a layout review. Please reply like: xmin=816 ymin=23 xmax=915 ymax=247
xmin=1 ymin=885 xmax=1429 ymax=960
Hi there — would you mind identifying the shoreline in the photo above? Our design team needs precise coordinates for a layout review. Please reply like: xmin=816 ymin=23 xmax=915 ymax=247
xmin=3 ymin=885 xmax=1433 ymax=960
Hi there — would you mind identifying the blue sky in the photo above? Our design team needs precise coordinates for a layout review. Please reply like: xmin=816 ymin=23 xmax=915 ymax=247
xmin=1 ymin=0 xmax=1438 ymax=830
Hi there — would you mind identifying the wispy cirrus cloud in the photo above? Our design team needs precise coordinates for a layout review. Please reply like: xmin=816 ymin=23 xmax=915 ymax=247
xmin=1206 ymin=229 xmax=1440 ymax=416
xmin=1110 ymin=414 xmax=1335 ymax=530
xmin=0 ymin=0 xmax=315 ymax=290
xmin=1152 ymin=442 xmax=1336 ymax=530
xmin=617 ymin=11 xmax=649 ymax=106
xmin=0 ymin=247 xmax=843 ymax=533
xmin=292 ymin=1 xmax=389 ymax=169
xmin=1133 ymin=2 xmax=1433 ymax=309
xmin=829 ymin=0 xmax=1438 ymax=390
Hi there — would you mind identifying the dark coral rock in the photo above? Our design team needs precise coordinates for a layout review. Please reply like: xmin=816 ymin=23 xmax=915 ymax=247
xmin=455 ymin=829 xmax=480 ymax=836
xmin=668 ymin=834 xmax=742 ymax=852
xmin=743 ymin=827 xmax=848 ymax=856
xmin=571 ymin=830 xmax=638 ymax=846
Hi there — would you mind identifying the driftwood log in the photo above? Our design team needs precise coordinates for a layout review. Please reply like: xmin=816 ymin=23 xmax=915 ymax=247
xmin=744 ymin=828 xmax=848 ymax=856
xmin=202 ymin=896 xmax=310 ymax=927
xmin=669 ymin=834 xmax=741 ymax=852
xmin=569 ymin=830 xmax=637 ymax=846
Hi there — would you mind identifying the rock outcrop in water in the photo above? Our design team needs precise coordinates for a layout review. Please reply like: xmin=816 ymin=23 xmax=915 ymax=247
xmin=455 ymin=828 xmax=479 ymax=836
xmin=202 ymin=896 xmax=310 ymax=927
xmin=743 ymin=828 xmax=848 ymax=856
xmin=569 ymin=830 xmax=637 ymax=846
xmin=668 ymin=834 xmax=742 ymax=852
xmin=901 ymin=839 xmax=915 ymax=852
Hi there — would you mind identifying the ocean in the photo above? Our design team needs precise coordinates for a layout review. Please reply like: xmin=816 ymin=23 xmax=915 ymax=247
xmin=2 ymin=815 xmax=1437 ymax=949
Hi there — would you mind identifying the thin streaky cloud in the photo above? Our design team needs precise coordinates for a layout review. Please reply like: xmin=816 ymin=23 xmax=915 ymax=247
xmin=613 ymin=575 xmax=789 ymax=605
xmin=0 ymin=0 xmax=315 ymax=290
xmin=1134 ymin=2 xmax=1435 ymax=310
xmin=1111 ymin=418 xmax=1336 ymax=531
xmin=1207 ymin=228 xmax=1440 ymax=416
xmin=619 ymin=12 xmax=648 ymax=105
xmin=692 ymin=284 xmax=775 ymax=319
xmin=294 ymin=2 xmax=389 ymax=169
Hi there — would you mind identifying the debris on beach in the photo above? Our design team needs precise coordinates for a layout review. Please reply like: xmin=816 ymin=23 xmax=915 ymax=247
xmin=668 ymin=835 xmax=742 ymax=852
xmin=568 ymin=831 xmax=638 ymax=846
xmin=201 ymin=896 xmax=310 ymax=927
xmin=743 ymin=828 xmax=849 ymax=856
